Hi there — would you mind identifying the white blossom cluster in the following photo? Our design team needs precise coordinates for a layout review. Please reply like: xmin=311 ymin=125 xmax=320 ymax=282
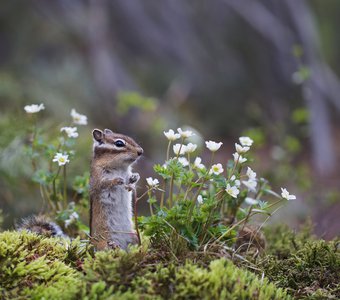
xmin=149 ymin=127 xmax=296 ymax=203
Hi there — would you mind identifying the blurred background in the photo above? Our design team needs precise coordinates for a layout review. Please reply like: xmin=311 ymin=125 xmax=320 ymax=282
xmin=0 ymin=0 xmax=339 ymax=238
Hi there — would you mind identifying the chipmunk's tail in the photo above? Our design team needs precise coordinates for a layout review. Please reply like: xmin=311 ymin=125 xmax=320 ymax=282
xmin=17 ymin=215 xmax=66 ymax=238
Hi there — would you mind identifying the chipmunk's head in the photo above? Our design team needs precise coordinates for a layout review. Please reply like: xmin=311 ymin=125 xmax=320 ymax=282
xmin=92 ymin=129 xmax=143 ymax=169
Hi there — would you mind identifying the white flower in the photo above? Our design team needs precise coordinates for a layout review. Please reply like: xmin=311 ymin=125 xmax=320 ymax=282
xmin=225 ymin=184 xmax=240 ymax=198
xmin=281 ymin=188 xmax=296 ymax=200
xmin=65 ymin=212 xmax=79 ymax=228
xmin=173 ymin=144 xmax=186 ymax=155
xmin=230 ymin=175 xmax=241 ymax=187
xmin=178 ymin=157 xmax=189 ymax=167
xmin=146 ymin=177 xmax=159 ymax=188
xmin=177 ymin=128 xmax=194 ymax=138
xmin=52 ymin=153 xmax=70 ymax=166
xmin=233 ymin=152 xmax=247 ymax=164
xmin=242 ymin=180 xmax=257 ymax=192
xmin=194 ymin=157 xmax=205 ymax=170
xmin=197 ymin=195 xmax=204 ymax=205
xmin=71 ymin=109 xmax=87 ymax=125
xmin=205 ymin=140 xmax=223 ymax=152
xmin=64 ymin=219 xmax=71 ymax=228
xmin=164 ymin=129 xmax=180 ymax=141
xmin=185 ymin=143 xmax=197 ymax=153
xmin=235 ymin=143 xmax=250 ymax=153
xmin=209 ymin=163 xmax=224 ymax=175
xmin=241 ymin=167 xmax=257 ymax=191
xmin=246 ymin=167 xmax=257 ymax=180
xmin=245 ymin=197 xmax=259 ymax=205
xmin=70 ymin=212 xmax=79 ymax=220
xmin=60 ymin=127 xmax=79 ymax=138
xmin=239 ymin=136 xmax=254 ymax=147
xmin=24 ymin=103 xmax=45 ymax=113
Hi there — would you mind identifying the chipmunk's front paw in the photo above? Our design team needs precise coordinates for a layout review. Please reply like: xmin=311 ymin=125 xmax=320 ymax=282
xmin=112 ymin=177 xmax=125 ymax=186
xmin=129 ymin=173 xmax=140 ymax=184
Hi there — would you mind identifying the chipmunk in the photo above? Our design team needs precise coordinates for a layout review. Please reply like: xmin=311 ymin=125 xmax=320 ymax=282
xmin=17 ymin=215 xmax=66 ymax=238
xmin=90 ymin=128 xmax=143 ymax=251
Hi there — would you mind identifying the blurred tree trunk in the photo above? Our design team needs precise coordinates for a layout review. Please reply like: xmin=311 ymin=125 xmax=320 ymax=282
xmin=86 ymin=0 xmax=136 ymax=122
xmin=225 ymin=0 xmax=339 ymax=175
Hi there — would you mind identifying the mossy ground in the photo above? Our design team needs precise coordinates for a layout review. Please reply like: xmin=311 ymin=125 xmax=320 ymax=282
xmin=0 ymin=227 xmax=338 ymax=299
xmin=260 ymin=224 xmax=340 ymax=299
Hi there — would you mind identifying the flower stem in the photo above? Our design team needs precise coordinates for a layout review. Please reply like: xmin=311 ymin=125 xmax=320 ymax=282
xmin=149 ymin=202 xmax=154 ymax=215
xmin=266 ymin=198 xmax=284 ymax=210
xmin=208 ymin=152 xmax=215 ymax=170
xmin=166 ymin=141 xmax=171 ymax=161
xmin=160 ymin=179 xmax=166 ymax=208
xmin=137 ymin=188 xmax=152 ymax=202
xmin=199 ymin=189 xmax=226 ymax=246
xmin=52 ymin=167 xmax=61 ymax=203
xmin=228 ymin=156 xmax=239 ymax=180
xmin=31 ymin=115 xmax=38 ymax=171
xmin=63 ymin=165 xmax=67 ymax=209
xmin=147 ymin=190 xmax=154 ymax=216
xmin=176 ymin=137 xmax=185 ymax=159
xmin=169 ymin=175 xmax=174 ymax=207
xmin=187 ymin=177 xmax=207 ymax=219
xmin=168 ymin=138 xmax=184 ymax=207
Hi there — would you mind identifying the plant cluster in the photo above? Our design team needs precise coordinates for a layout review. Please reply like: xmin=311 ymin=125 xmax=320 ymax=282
xmin=139 ymin=128 xmax=296 ymax=257
xmin=23 ymin=104 xmax=89 ymax=236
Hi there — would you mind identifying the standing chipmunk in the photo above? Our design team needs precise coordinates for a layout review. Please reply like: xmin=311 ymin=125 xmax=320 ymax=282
xmin=90 ymin=128 xmax=143 ymax=250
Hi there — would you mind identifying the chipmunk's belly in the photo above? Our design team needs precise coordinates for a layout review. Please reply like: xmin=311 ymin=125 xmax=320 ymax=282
xmin=101 ymin=186 xmax=133 ymax=231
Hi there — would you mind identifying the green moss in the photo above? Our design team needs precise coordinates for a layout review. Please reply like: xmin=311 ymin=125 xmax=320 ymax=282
xmin=82 ymin=249 xmax=291 ymax=299
xmin=139 ymin=259 xmax=291 ymax=299
xmin=81 ymin=246 xmax=146 ymax=295
xmin=3 ymin=229 xmax=338 ymax=299
xmin=0 ymin=230 xmax=85 ymax=299
xmin=263 ymin=223 xmax=314 ymax=259
xmin=261 ymin=228 xmax=340 ymax=299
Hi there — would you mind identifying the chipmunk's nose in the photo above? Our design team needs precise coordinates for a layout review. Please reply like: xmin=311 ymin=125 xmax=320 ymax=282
xmin=137 ymin=147 xmax=144 ymax=156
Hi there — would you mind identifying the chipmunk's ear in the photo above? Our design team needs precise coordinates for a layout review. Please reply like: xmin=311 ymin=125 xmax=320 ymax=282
xmin=92 ymin=129 xmax=104 ymax=142
xmin=104 ymin=128 xmax=114 ymax=136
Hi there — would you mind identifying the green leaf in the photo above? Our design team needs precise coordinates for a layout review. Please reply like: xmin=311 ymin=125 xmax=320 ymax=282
xmin=32 ymin=169 xmax=55 ymax=185
xmin=252 ymin=209 xmax=271 ymax=216
xmin=117 ymin=91 xmax=157 ymax=115
xmin=147 ymin=197 xmax=157 ymax=205
xmin=154 ymin=164 xmax=171 ymax=179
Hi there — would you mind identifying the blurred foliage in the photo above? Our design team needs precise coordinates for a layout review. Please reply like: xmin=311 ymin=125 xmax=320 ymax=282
xmin=0 ymin=0 xmax=340 ymax=237
xmin=117 ymin=91 xmax=157 ymax=115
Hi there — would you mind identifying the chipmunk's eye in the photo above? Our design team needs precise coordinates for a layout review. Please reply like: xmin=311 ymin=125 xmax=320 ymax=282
xmin=114 ymin=139 xmax=125 ymax=147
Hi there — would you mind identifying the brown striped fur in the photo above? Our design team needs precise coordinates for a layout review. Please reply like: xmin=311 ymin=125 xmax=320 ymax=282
xmin=90 ymin=129 xmax=143 ymax=250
